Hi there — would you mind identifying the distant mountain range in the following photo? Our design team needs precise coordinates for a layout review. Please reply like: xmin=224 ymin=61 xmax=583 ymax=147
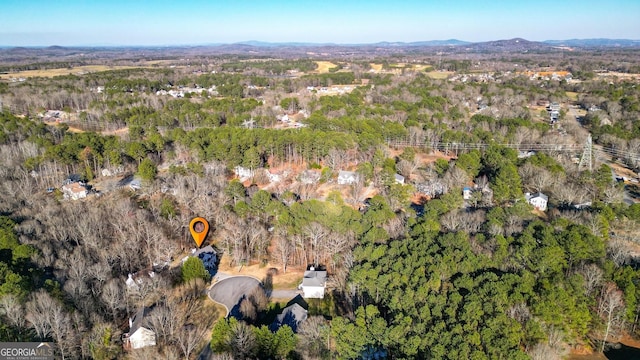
xmin=542 ymin=38 xmax=640 ymax=47
xmin=1 ymin=38 xmax=639 ymax=50
xmin=234 ymin=39 xmax=471 ymax=47
xmin=1 ymin=38 xmax=639 ymax=62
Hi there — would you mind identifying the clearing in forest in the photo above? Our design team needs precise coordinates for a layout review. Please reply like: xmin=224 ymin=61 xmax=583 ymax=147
xmin=0 ymin=65 xmax=143 ymax=79
xmin=369 ymin=63 xmax=383 ymax=72
xmin=566 ymin=91 xmax=579 ymax=101
xmin=425 ymin=70 xmax=454 ymax=79
xmin=314 ymin=61 xmax=337 ymax=73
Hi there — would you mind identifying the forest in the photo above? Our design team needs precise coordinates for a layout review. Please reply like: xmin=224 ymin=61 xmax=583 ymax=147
xmin=0 ymin=48 xmax=640 ymax=360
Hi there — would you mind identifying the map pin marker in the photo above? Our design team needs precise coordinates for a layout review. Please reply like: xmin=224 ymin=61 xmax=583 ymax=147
xmin=189 ymin=217 xmax=209 ymax=248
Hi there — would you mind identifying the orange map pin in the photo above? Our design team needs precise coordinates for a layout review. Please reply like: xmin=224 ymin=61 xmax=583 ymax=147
xmin=189 ymin=217 xmax=209 ymax=248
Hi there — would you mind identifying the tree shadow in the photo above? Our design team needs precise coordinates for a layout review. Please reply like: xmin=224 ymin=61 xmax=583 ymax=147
xmin=604 ymin=343 xmax=640 ymax=360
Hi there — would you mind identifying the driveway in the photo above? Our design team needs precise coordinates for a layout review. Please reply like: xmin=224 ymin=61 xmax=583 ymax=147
xmin=208 ymin=276 xmax=261 ymax=316
xmin=270 ymin=289 xmax=302 ymax=300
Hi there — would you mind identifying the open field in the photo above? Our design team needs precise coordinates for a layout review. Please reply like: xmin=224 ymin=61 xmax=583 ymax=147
xmin=314 ymin=61 xmax=337 ymax=73
xmin=596 ymin=72 xmax=640 ymax=81
xmin=369 ymin=63 xmax=383 ymax=72
xmin=425 ymin=70 xmax=455 ymax=79
xmin=566 ymin=91 xmax=579 ymax=101
xmin=0 ymin=65 xmax=144 ymax=79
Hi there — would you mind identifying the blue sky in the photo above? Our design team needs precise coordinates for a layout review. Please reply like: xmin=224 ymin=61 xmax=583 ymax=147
xmin=1 ymin=0 xmax=639 ymax=46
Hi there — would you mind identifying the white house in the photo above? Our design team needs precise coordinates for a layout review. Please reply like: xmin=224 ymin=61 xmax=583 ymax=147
xmin=525 ymin=192 xmax=549 ymax=211
xmin=337 ymin=171 xmax=359 ymax=185
xmin=234 ymin=166 xmax=254 ymax=180
xmin=123 ymin=308 xmax=156 ymax=350
xmin=299 ymin=267 xmax=327 ymax=299
xmin=394 ymin=173 xmax=405 ymax=184
xmin=463 ymin=187 xmax=473 ymax=200
xmin=62 ymin=182 xmax=88 ymax=200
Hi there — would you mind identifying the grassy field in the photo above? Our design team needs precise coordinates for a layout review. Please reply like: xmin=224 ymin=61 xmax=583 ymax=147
xmin=369 ymin=63 xmax=383 ymax=72
xmin=0 ymin=65 xmax=143 ymax=79
xmin=425 ymin=70 xmax=454 ymax=79
xmin=566 ymin=91 xmax=580 ymax=101
xmin=314 ymin=61 xmax=337 ymax=73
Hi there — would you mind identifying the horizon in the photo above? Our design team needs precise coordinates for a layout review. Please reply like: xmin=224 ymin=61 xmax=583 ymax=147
xmin=1 ymin=0 xmax=639 ymax=47
xmin=1 ymin=37 xmax=640 ymax=49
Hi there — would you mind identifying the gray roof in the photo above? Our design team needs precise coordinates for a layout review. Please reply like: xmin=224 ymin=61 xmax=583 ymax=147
xmin=193 ymin=245 xmax=216 ymax=257
xmin=528 ymin=192 xmax=548 ymax=201
xmin=274 ymin=303 xmax=308 ymax=332
xmin=302 ymin=270 xmax=327 ymax=287
xmin=130 ymin=307 xmax=152 ymax=334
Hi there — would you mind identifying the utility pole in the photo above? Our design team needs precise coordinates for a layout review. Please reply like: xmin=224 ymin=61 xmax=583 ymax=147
xmin=578 ymin=134 xmax=593 ymax=172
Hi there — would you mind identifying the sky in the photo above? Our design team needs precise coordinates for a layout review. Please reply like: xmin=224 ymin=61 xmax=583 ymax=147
xmin=1 ymin=0 xmax=639 ymax=46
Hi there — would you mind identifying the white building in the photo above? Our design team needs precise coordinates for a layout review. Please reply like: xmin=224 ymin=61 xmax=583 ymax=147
xmin=299 ymin=267 xmax=327 ymax=299
xmin=62 ymin=182 xmax=88 ymax=200
xmin=123 ymin=308 xmax=156 ymax=350
xmin=525 ymin=192 xmax=549 ymax=211
xmin=337 ymin=171 xmax=359 ymax=185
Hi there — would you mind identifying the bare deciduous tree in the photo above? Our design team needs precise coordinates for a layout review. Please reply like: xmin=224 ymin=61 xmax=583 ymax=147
xmin=598 ymin=282 xmax=626 ymax=352
xmin=577 ymin=263 xmax=603 ymax=296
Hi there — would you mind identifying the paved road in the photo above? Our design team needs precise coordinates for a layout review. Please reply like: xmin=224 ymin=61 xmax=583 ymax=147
xmin=208 ymin=275 xmax=261 ymax=316
xmin=270 ymin=289 xmax=302 ymax=300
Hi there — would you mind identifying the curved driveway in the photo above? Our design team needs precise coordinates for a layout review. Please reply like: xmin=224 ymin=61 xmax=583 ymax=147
xmin=208 ymin=276 xmax=261 ymax=316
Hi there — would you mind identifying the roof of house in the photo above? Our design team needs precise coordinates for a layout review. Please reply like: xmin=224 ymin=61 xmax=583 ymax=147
xmin=63 ymin=182 xmax=87 ymax=194
xmin=338 ymin=170 xmax=357 ymax=177
xmin=395 ymin=173 xmax=404 ymax=181
xmin=526 ymin=192 xmax=548 ymax=201
xmin=193 ymin=245 xmax=216 ymax=257
xmin=129 ymin=307 xmax=152 ymax=334
xmin=274 ymin=303 xmax=308 ymax=332
xmin=302 ymin=269 xmax=327 ymax=287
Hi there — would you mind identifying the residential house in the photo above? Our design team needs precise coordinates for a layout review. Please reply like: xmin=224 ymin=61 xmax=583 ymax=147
xmin=271 ymin=301 xmax=308 ymax=333
xmin=394 ymin=174 xmax=405 ymax=184
xmin=299 ymin=267 xmax=327 ymax=299
xmin=299 ymin=170 xmax=321 ymax=185
xmin=62 ymin=182 xmax=88 ymax=200
xmin=234 ymin=166 xmax=254 ymax=180
xmin=518 ymin=151 xmax=537 ymax=159
xmin=337 ymin=170 xmax=359 ymax=185
xmin=125 ymin=270 xmax=156 ymax=291
xmin=123 ymin=308 xmax=156 ymax=350
xmin=463 ymin=187 xmax=473 ymax=200
xmin=525 ymin=192 xmax=548 ymax=211
xmin=191 ymin=245 xmax=218 ymax=276
xmin=267 ymin=168 xmax=289 ymax=183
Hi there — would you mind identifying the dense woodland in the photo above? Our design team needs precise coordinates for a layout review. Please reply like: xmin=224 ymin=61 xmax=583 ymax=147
xmin=1 ymin=49 xmax=640 ymax=359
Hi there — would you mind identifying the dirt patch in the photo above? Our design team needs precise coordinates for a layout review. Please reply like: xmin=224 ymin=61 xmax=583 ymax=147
xmin=610 ymin=162 xmax=639 ymax=180
xmin=216 ymin=256 xmax=304 ymax=290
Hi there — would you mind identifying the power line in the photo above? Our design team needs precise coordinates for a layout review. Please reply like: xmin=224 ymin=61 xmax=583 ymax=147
xmin=578 ymin=134 xmax=593 ymax=172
